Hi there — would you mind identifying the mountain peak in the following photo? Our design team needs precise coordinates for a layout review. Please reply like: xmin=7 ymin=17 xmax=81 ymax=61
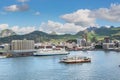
xmin=0 ymin=29 xmax=16 ymax=38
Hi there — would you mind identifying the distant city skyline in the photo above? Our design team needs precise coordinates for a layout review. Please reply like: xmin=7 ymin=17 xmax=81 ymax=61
xmin=0 ymin=0 xmax=120 ymax=34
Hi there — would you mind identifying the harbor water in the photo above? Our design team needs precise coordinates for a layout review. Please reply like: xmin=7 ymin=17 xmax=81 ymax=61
xmin=0 ymin=51 xmax=120 ymax=80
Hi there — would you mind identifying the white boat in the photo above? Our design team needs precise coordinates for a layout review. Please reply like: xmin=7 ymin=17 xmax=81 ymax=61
xmin=33 ymin=46 xmax=69 ymax=56
xmin=0 ymin=55 xmax=7 ymax=58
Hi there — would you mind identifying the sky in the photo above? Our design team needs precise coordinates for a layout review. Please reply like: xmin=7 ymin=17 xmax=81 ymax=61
xmin=0 ymin=0 xmax=120 ymax=34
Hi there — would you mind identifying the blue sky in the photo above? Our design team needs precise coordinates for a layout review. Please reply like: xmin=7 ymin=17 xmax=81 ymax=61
xmin=0 ymin=0 xmax=120 ymax=34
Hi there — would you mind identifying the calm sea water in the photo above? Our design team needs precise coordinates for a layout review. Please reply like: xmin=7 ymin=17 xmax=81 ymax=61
xmin=0 ymin=51 xmax=120 ymax=80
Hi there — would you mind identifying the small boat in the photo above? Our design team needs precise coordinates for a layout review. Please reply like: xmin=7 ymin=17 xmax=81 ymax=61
xmin=60 ymin=56 xmax=91 ymax=63
xmin=0 ymin=55 xmax=7 ymax=59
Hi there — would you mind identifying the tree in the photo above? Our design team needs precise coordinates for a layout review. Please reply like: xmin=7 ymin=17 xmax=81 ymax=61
xmin=91 ymin=37 xmax=97 ymax=43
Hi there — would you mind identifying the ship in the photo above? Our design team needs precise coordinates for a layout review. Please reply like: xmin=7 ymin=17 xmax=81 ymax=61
xmin=60 ymin=56 xmax=91 ymax=63
xmin=33 ymin=46 xmax=69 ymax=56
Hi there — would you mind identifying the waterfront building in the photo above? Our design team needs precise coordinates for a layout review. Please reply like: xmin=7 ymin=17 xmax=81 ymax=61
xmin=102 ymin=43 xmax=115 ymax=49
xmin=11 ymin=39 xmax=34 ymax=51
xmin=0 ymin=44 xmax=10 ymax=51
xmin=81 ymin=38 xmax=87 ymax=47
xmin=77 ymin=38 xmax=82 ymax=46
xmin=104 ymin=37 xmax=111 ymax=43
xmin=0 ymin=44 xmax=11 ymax=57
xmin=2 ymin=44 xmax=10 ymax=51
xmin=65 ymin=43 xmax=73 ymax=49
xmin=118 ymin=42 xmax=120 ymax=51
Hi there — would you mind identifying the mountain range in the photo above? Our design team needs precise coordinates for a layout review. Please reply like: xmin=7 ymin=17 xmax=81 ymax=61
xmin=0 ymin=26 xmax=120 ymax=43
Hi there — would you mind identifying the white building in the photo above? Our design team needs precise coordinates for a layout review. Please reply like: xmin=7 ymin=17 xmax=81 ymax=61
xmin=102 ymin=43 xmax=115 ymax=49
xmin=77 ymin=38 xmax=82 ymax=46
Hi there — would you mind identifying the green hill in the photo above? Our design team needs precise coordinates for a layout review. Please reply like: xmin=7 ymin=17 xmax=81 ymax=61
xmin=0 ymin=30 xmax=76 ymax=43
xmin=76 ymin=26 xmax=120 ymax=41
xmin=0 ymin=27 xmax=119 ymax=43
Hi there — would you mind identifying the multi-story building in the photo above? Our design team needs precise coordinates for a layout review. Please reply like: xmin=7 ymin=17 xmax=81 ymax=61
xmin=104 ymin=37 xmax=111 ymax=43
xmin=11 ymin=39 xmax=34 ymax=51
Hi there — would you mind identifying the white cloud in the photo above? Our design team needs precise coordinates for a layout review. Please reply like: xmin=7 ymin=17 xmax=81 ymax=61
xmin=39 ymin=20 xmax=86 ymax=34
xmin=4 ymin=4 xmax=29 ymax=12
xmin=17 ymin=0 xmax=29 ymax=3
xmin=0 ymin=24 xmax=9 ymax=30
xmin=61 ymin=9 xmax=96 ymax=27
xmin=92 ymin=4 xmax=120 ymax=22
xmin=1 ymin=3 xmax=119 ymax=35
xmin=61 ymin=3 xmax=120 ymax=28
xmin=4 ymin=5 xmax=19 ymax=12
xmin=0 ymin=24 xmax=36 ymax=34
xmin=34 ymin=11 xmax=40 ymax=16
xmin=11 ymin=26 xmax=36 ymax=34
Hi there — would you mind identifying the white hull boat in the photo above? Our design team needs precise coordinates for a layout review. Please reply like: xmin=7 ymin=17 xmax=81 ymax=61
xmin=33 ymin=49 xmax=69 ymax=56
xmin=0 ymin=56 xmax=7 ymax=58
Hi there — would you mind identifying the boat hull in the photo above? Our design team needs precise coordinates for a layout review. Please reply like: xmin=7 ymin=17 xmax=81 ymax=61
xmin=60 ymin=56 xmax=91 ymax=63
xmin=0 ymin=56 xmax=7 ymax=59
xmin=33 ymin=51 xmax=69 ymax=56
xmin=60 ymin=59 xmax=91 ymax=63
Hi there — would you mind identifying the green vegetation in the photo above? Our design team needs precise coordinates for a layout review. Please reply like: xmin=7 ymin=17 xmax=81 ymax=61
xmin=0 ymin=27 xmax=120 ymax=43
xmin=87 ymin=27 xmax=120 ymax=41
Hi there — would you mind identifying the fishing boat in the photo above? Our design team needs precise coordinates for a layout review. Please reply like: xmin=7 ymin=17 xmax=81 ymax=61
xmin=60 ymin=56 xmax=91 ymax=63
